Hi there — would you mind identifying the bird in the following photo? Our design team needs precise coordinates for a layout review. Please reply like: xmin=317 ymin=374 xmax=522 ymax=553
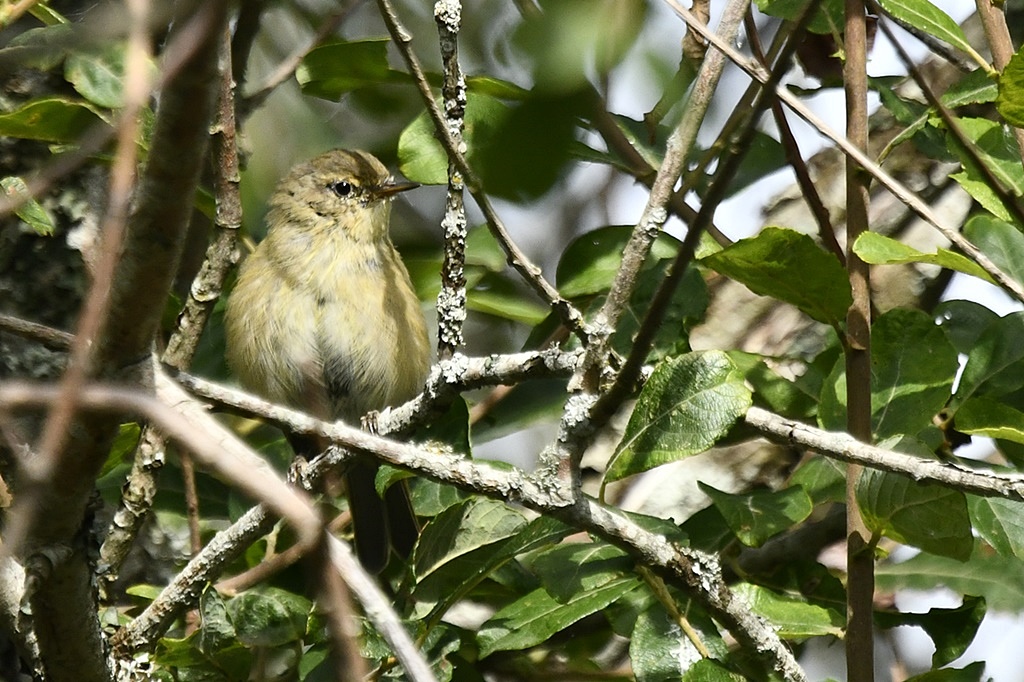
xmin=225 ymin=148 xmax=431 ymax=573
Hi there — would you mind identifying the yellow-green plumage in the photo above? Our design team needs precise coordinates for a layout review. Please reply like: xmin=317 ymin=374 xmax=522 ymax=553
xmin=225 ymin=149 xmax=430 ymax=572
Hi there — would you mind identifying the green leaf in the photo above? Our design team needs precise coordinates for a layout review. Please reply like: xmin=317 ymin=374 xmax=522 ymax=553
xmin=946 ymin=117 xmax=1024 ymax=224
xmin=878 ymin=541 xmax=1024 ymax=610
xmin=857 ymin=467 xmax=973 ymax=561
xmin=699 ymin=483 xmax=813 ymax=547
xmin=905 ymin=662 xmax=986 ymax=682
xmin=198 ymin=589 xmax=236 ymax=655
xmin=936 ymin=299 xmax=1001 ymax=354
xmin=790 ymin=456 xmax=846 ymax=504
xmin=852 ymin=231 xmax=995 ymax=284
xmin=875 ymin=597 xmax=985 ymax=668
xmin=869 ymin=308 xmax=958 ymax=439
xmin=414 ymin=498 xmax=528 ymax=582
xmin=997 ymin=46 xmax=1024 ymax=127
xmin=399 ymin=93 xmax=509 ymax=185
xmin=701 ymin=227 xmax=851 ymax=327
xmin=65 ymin=43 xmax=142 ymax=108
xmin=606 ymin=351 xmax=752 ymax=482
xmin=468 ymin=272 xmax=549 ymax=324
xmin=0 ymin=97 xmax=108 ymax=142
xmin=753 ymin=0 xmax=845 ymax=34
xmin=875 ymin=0 xmax=985 ymax=69
xmin=296 ymin=39 xmax=409 ymax=100
xmin=955 ymin=395 xmax=1024 ymax=444
xmin=226 ymin=588 xmax=311 ymax=648
xmin=531 ymin=542 xmax=632 ymax=601
xmin=2 ymin=176 xmax=55 ymax=236
xmin=476 ymin=577 xmax=638 ymax=657
xmin=630 ymin=607 xmax=703 ymax=681
xmin=953 ymin=311 xmax=1024 ymax=406
xmin=465 ymin=225 xmax=507 ymax=272
xmin=681 ymin=659 xmax=747 ymax=682
xmin=968 ymin=495 xmax=1024 ymax=559
xmin=820 ymin=308 xmax=958 ymax=439
xmin=732 ymin=583 xmax=844 ymax=638
xmin=963 ymin=213 xmax=1024 ymax=286
xmin=411 ymin=510 xmax=571 ymax=620
xmin=728 ymin=351 xmax=818 ymax=419
xmin=556 ymin=225 xmax=681 ymax=299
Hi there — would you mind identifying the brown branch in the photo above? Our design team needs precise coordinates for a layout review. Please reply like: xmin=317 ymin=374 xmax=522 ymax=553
xmin=843 ymin=1 xmax=875 ymax=679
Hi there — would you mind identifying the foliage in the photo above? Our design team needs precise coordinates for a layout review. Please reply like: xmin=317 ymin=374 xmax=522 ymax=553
xmin=4 ymin=0 xmax=1024 ymax=681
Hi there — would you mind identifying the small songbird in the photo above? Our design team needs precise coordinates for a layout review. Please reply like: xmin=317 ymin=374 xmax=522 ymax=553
xmin=225 ymin=149 xmax=431 ymax=573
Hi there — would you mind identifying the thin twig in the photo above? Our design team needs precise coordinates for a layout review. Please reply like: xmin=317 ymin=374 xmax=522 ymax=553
xmin=872 ymin=5 xmax=1024 ymax=230
xmin=434 ymin=0 xmax=467 ymax=359
xmin=374 ymin=0 xmax=587 ymax=339
xmin=743 ymin=10 xmax=843 ymax=264
xmin=662 ymin=0 xmax=1024 ymax=304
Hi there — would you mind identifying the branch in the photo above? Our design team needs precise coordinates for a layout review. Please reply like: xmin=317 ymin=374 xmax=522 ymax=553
xmin=745 ymin=407 xmax=1024 ymax=501
xmin=169 ymin=375 xmax=807 ymax=681
xmin=433 ymin=0 xmax=468 ymax=359
xmin=374 ymin=0 xmax=587 ymax=339
xmin=663 ymin=0 xmax=1024 ymax=305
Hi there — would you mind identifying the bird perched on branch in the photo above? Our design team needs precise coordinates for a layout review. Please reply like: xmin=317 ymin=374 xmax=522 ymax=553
xmin=225 ymin=148 xmax=430 ymax=573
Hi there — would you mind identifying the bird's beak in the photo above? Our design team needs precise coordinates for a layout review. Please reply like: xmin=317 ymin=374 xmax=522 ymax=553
xmin=375 ymin=180 xmax=420 ymax=198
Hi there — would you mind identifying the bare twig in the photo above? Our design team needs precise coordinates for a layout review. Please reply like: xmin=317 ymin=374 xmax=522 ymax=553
xmin=434 ymin=0 xmax=467 ymax=359
xmin=662 ymin=0 xmax=1024 ymax=304
xmin=842 ymin=1 xmax=875 ymax=678
xmin=374 ymin=0 xmax=587 ymax=339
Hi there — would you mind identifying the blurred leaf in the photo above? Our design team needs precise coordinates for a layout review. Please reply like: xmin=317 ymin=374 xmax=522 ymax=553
xmin=955 ymin=395 xmax=1024 ymax=443
xmin=466 ymin=225 xmax=507 ymax=272
xmin=474 ymin=91 xmax=587 ymax=200
xmin=732 ymin=583 xmax=844 ymax=638
xmin=468 ymin=272 xmax=549 ymax=324
xmin=953 ymin=311 xmax=1024 ymax=406
xmin=877 ymin=540 xmax=1024 ymax=610
xmin=630 ymin=607 xmax=703 ymax=681
xmin=477 ymin=576 xmax=638 ymax=657
xmin=998 ymin=46 xmax=1024 ymax=127
xmin=399 ymin=92 xmax=509 ymax=185
xmin=853 ymin=231 xmax=995 ymax=284
xmin=905 ymin=662 xmax=986 ymax=682
xmin=557 ymin=226 xmax=680 ymax=298
xmin=701 ymin=227 xmax=851 ymax=327
xmin=790 ymin=456 xmax=846 ymax=504
xmin=66 ymin=42 xmax=155 ymax=109
xmin=681 ymin=659 xmax=747 ymax=682
xmin=297 ymin=39 xmax=409 ymax=100
xmin=415 ymin=498 xmax=528 ymax=582
xmin=513 ymin=0 xmax=646 ymax=92
xmin=968 ymin=495 xmax=1024 ymax=559
xmin=466 ymin=75 xmax=529 ymax=100
xmin=606 ymin=351 xmax=751 ymax=482
xmin=857 ymin=467 xmax=972 ymax=561
xmin=198 ymin=589 xmax=235 ymax=655
xmin=963 ymin=214 xmax=1024 ymax=286
xmin=226 ymin=588 xmax=311 ymax=647
xmin=875 ymin=596 xmax=985 ymax=668
xmin=4 ymin=24 xmax=74 ymax=70
xmin=0 ymin=97 xmax=108 ymax=142
xmin=753 ymin=0 xmax=844 ymax=34
xmin=819 ymin=308 xmax=958 ymax=439
xmin=936 ymin=299 xmax=1000 ymax=354
xmin=728 ymin=351 xmax=818 ymax=419
xmin=412 ymin=515 xmax=571 ymax=616
xmin=875 ymin=0 xmax=979 ymax=63
xmin=699 ymin=483 xmax=813 ymax=547
xmin=531 ymin=542 xmax=632 ymax=601
xmin=2 ymin=176 xmax=54 ymax=236
xmin=946 ymin=117 xmax=1024 ymax=225
xmin=691 ymin=131 xmax=787 ymax=201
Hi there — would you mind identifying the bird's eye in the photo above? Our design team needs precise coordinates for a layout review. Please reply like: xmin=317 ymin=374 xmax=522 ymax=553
xmin=328 ymin=181 xmax=353 ymax=197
